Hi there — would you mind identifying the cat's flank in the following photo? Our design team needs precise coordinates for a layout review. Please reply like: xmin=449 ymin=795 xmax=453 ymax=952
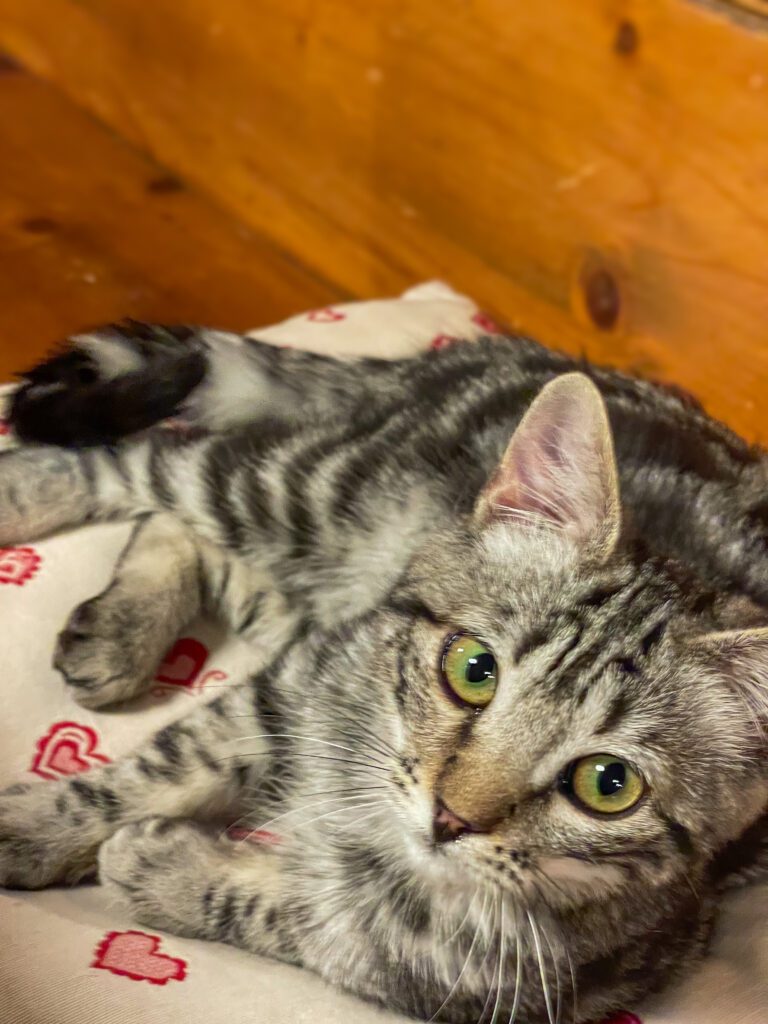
xmin=1 ymin=324 xmax=768 ymax=1024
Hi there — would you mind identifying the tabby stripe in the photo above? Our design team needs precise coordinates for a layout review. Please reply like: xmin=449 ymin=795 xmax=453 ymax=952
xmin=303 ymin=393 xmax=405 ymax=528
xmin=115 ymin=516 xmax=150 ymax=571
xmin=104 ymin=446 xmax=132 ymax=486
xmin=241 ymin=465 xmax=274 ymax=535
xmin=215 ymin=420 xmax=299 ymax=536
xmin=640 ymin=618 xmax=667 ymax=655
xmin=243 ymin=893 xmax=260 ymax=919
xmin=385 ymin=595 xmax=442 ymax=626
xmin=395 ymin=619 xmax=422 ymax=711
xmin=548 ymin=574 xmax=664 ymax=694
xmin=237 ymin=593 xmax=263 ymax=634
xmin=153 ymin=727 xmax=183 ymax=765
xmin=215 ymin=891 xmax=240 ymax=941
xmin=202 ymin=884 xmax=216 ymax=916
xmin=660 ymin=813 xmax=695 ymax=857
xmin=69 ymin=779 xmax=122 ymax=822
xmin=281 ymin=428 xmax=355 ymax=556
xmin=593 ymin=691 xmax=630 ymax=736
xmin=544 ymin=622 xmax=585 ymax=681
xmin=193 ymin=743 xmax=222 ymax=774
xmin=136 ymin=755 xmax=180 ymax=782
xmin=329 ymin=357 xmax=496 ymax=521
xmin=149 ymin=443 xmax=177 ymax=508
xmin=204 ymin=444 xmax=246 ymax=548
xmin=80 ymin=448 xmax=97 ymax=492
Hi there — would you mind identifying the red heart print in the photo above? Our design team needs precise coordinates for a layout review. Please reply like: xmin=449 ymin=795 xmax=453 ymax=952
xmin=91 ymin=930 xmax=187 ymax=985
xmin=430 ymin=334 xmax=458 ymax=351
xmin=0 ymin=419 xmax=9 ymax=435
xmin=197 ymin=668 xmax=228 ymax=690
xmin=151 ymin=667 xmax=229 ymax=702
xmin=156 ymin=637 xmax=208 ymax=687
xmin=30 ymin=721 xmax=111 ymax=780
xmin=307 ymin=307 xmax=345 ymax=323
xmin=471 ymin=310 xmax=503 ymax=334
xmin=601 ymin=1014 xmax=642 ymax=1024
xmin=0 ymin=546 xmax=41 ymax=586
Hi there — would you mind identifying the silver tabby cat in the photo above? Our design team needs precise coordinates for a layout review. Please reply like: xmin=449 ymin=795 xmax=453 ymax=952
xmin=1 ymin=325 xmax=767 ymax=1023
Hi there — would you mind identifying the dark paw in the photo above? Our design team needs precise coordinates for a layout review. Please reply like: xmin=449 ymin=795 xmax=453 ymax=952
xmin=9 ymin=322 xmax=206 ymax=447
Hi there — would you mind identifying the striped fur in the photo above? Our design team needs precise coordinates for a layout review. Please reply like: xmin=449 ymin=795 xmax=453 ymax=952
xmin=0 ymin=324 xmax=767 ymax=1023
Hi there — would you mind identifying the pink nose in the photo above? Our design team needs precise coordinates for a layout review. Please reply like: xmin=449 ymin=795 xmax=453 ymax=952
xmin=433 ymin=800 xmax=476 ymax=845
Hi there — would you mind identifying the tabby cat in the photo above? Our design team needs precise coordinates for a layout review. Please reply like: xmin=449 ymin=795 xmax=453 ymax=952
xmin=1 ymin=323 xmax=767 ymax=1024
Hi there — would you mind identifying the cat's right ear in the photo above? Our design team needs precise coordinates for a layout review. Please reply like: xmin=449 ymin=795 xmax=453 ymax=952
xmin=473 ymin=373 xmax=621 ymax=553
xmin=690 ymin=627 xmax=768 ymax=733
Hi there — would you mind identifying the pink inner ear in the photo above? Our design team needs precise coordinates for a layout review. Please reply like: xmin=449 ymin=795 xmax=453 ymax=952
xmin=478 ymin=373 xmax=620 ymax=543
xmin=499 ymin=422 xmax=570 ymax=526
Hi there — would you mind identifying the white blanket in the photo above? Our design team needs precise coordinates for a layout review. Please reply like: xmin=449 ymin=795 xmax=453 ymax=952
xmin=1 ymin=283 xmax=766 ymax=1024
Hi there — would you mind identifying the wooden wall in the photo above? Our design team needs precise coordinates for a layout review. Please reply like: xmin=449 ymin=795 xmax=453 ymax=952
xmin=0 ymin=1 xmax=767 ymax=438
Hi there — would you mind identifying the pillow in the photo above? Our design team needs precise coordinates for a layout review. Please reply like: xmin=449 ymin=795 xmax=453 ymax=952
xmin=0 ymin=283 xmax=765 ymax=1024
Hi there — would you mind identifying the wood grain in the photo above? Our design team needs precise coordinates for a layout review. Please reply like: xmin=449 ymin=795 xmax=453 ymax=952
xmin=1 ymin=1 xmax=768 ymax=438
xmin=0 ymin=57 xmax=339 ymax=381
xmin=714 ymin=0 xmax=768 ymax=22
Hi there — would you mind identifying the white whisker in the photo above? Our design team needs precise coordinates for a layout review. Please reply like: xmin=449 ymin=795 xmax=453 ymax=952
xmin=489 ymin=897 xmax=506 ymax=1024
xmin=527 ymin=910 xmax=555 ymax=1024
xmin=234 ymin=792 xmax=384 ymax=841
xmin=506 ymin=905 xmax=523 ymax=1024
xmin=442 ymin=884 xmax=480 ymax=946
xmin=427 ymin=889 xmax=490 ymax=1023
xmin=226 ymin=732 xmax=389 ymax=767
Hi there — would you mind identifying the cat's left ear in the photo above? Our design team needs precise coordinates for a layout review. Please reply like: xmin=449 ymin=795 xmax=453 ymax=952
xmin=474 ymin=372 xmax=621 ymax=553
xmin=692 ymin=628 xmax=768 ymax=729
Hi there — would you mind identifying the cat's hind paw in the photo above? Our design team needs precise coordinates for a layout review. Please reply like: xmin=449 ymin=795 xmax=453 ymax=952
xmin=98 ymin=818 xmax=220 ymax=934
xmin=0 ymin=782 xmax=98 ymax=888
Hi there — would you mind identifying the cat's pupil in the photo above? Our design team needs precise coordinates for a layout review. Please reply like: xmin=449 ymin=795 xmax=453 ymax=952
xmin=597 ymin=761 xmax=626 ymax=796
xmin=466 ymin=653 xmax=495 ymax=684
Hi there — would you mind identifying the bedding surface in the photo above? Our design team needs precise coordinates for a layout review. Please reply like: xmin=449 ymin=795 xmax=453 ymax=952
xmin=1 ymin=282 xmax=766 ymax=1024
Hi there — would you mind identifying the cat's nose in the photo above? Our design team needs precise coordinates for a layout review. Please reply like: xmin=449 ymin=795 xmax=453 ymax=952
xmin=433 ymin=800 xmax=476 ymax=844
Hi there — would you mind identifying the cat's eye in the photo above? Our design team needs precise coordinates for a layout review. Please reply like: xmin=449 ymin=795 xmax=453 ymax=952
xmin=560 ymin=754 xmax=645 ymax=816
xmin=441 ymin=634 xmax=498 ymax=708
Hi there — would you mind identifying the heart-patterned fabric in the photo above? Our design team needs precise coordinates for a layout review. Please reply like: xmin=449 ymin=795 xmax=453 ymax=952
xmin=0 ymin=282 xmax=766 ymax=1024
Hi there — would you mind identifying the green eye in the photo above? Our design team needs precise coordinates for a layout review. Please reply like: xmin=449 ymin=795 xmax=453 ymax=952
xmin=562 ymin=754 xmax=645 ymax=816
xmin=441 ymin=634 xmax=498 ymax=708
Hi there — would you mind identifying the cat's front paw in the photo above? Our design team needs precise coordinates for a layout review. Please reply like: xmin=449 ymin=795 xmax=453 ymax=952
xmin=99 ymin=818 xmax=218 ymax=933
xmin=0 ymin=782 xmax=98 ymax=888
xmin=54 ymin=591 xmax=167 ymax=708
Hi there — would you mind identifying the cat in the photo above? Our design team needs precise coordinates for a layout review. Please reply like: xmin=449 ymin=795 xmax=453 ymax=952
xmin=1 ymin=321 xmax=768 ymax=1024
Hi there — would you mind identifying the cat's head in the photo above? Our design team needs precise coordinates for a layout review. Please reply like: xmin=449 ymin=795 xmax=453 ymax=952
xmin=359 ymin=374 xmax=768 ymax=911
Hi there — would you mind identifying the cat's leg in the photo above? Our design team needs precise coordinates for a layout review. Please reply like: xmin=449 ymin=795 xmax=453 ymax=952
xmin=0 ymin=675 xmax=270 ymax=888
xmin=98 ymin=817 xmax=300 ymax=963
xmin=55 ymin=509 xmax=300 ymax=708
xmin=9 ymin=320 xmax=404 ymax=444
xmin=54 ymin=513 xmax=204 ymax=708
xmin=0 ymin=434 xmax=208 ymax=545
xmin=0 ymin=444 xmax=111 ymax=543
xmin=0 ymin=433 xmax=302 ymax=666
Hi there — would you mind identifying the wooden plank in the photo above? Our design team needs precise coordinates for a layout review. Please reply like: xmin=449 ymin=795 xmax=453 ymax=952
xmin=714 ymin=0 xmax=768 ymax=22
xmin=1 ymin=2 xmax=768 ymax=437
xmin=0 ymin=56 xmax=339 ymax=381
